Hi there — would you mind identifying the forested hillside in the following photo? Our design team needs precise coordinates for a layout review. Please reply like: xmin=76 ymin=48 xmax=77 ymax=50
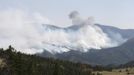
xmin=0 ymin=46 xmax=110 ymax=75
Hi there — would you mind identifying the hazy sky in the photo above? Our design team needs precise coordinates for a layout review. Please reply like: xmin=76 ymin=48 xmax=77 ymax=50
xmin=0 ymin=0 xmax=134 ymax=29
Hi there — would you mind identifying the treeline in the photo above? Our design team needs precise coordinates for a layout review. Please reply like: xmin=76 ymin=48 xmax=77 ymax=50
xmin=117 ymin=61 xmax=134 ymax=69
xmin=0 ymin=46 xmax=112 ymax=75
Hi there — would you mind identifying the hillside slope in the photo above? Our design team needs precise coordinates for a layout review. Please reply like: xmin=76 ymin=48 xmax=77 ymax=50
xmin=53 ymin=38 xmax=134 ymax=66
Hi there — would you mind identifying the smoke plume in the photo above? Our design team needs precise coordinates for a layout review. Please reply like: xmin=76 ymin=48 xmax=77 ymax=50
xmin=0 ymin=10 xmax=125 ymax=54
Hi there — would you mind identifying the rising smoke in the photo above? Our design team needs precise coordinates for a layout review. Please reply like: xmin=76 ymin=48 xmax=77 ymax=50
xmin=0 ymin=9 xmax=125 ymax=54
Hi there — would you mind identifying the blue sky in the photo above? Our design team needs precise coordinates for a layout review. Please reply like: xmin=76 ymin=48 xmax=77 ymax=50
xmin=0 ymin=0 xmax=134 ymax=29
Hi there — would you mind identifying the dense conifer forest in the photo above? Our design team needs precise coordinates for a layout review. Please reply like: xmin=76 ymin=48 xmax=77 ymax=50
xmin=0 ymin=46 xmax=112 ymax=75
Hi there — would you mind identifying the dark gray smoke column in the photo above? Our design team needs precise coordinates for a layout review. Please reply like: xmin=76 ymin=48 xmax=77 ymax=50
xmin=69 ymin=11 xmax=84 ymax=25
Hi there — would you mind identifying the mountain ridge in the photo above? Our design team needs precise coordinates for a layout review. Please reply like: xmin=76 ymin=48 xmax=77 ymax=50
xmin=39 ymin=24 xmax=134 ymax=66
xmin=54 ymin=37 xmax=134 ymax=65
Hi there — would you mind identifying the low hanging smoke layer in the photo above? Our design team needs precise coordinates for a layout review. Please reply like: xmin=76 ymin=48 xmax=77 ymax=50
xmin=0 ymin=10 xmax=125 ymax=54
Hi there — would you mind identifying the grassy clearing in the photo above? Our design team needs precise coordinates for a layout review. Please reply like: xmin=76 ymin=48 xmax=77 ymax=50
xmin=93 ymin=68 xmax=134 ymax=75
xmin=0 ymin=58 xmax=6 ymax=69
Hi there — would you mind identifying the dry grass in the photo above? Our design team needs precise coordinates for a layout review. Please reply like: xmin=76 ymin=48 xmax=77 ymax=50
xmin=93 ymin=68 xmax=134 ymax=75
xmin=0 ymin=58 xmax=6 ymax=69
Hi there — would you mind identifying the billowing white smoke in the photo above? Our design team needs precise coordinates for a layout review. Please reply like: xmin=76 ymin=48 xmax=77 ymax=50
xmin=0 ymin=9 xmax=51 ymax=54
xmin=0 ymin=10 xmax=125 ymax=54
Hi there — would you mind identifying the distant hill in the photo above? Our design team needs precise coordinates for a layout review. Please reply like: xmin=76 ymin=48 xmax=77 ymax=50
xmin=40 ymin=23 xmax=134 ymax=53
xmin=39 ymin=24 xmax=134 ymax=66
xmin=55 ymin=37 xmax=134 ymax=66
xmin=56 ymin=39 xmax=134 ymax=65
xmin=118 ymin=61 xmax=134 ymax=69
xmin=96 ymin=24 xmax=134 ymax=39
xmin=39 ymin=37 xmax=134 ymax=66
